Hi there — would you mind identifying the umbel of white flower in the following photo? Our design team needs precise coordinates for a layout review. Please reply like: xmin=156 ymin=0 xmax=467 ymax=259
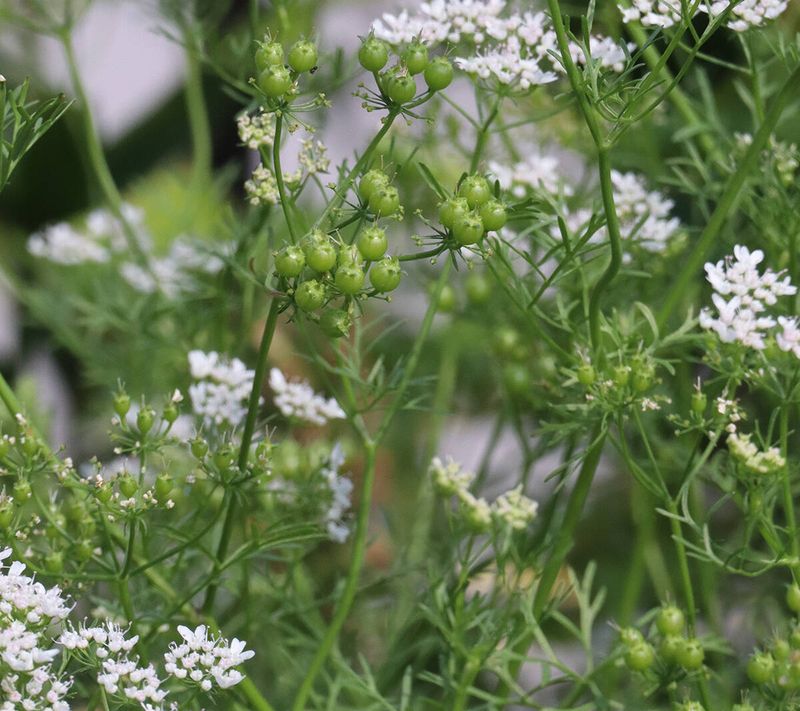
xmin=320 ymin=444 xmax=354 ymax=543
xmin=269 ymin=368 xmax=346 ymax=426
xmin=699 ymin=245 xmax=798 ymax=351
xmin=188 ymin=350 xmax=257 ymax=428
xmin=372 ymin=0 xmax=632 ymax=92
xmin=618 ymin=0 xmax=788 ymax=32
xmin=163 ymin=624 xmax=254 ymax=691
xmin=0 ymin=548 xmax=72 ymax=711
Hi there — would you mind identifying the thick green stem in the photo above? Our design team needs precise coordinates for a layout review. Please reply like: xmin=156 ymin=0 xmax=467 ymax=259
xmin=202 ymin=297 xmax=282 ymax=615
xmin=657 ymin=62 xmax=800 ymax=328
xmin=781 ymin=406 xmax=798 ymax=562
xmin=290 ymin=444 xmax=377 ymax=711
xmin=60 ymin=31 xmax=149 ymax=267
xmin=546 ymin=0 xmax=622 ymax=356
xmin=271 ymin=113 xmax=299 ymax=243
xmin=184 ymin=28 xmax=213 ymax=193
xmin=469 ymin=96 xmax=501 ymax=172
xmin=533 ymin=425 xmax=606 ymax=617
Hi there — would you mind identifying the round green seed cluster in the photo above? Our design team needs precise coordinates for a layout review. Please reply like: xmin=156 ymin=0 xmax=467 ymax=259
xmin=254 ymin=36 xmax=319 ymax=101
xmin=358 ymin=34 xmax=453 ymax=106
xmin=618 ymin=604 xmax=706 ymax=677
xmin=273 ymin=169 xmax=407 ymax=338
xmin=438 ymin=174 xmax=507 ymax=249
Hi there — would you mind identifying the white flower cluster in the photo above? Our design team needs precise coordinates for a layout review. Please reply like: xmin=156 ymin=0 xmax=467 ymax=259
xmin=493 ymin=485 xmax=539 ymax=529
xmin=372 ymin=1 xmax=630 ymax=91
xmin=618 ymin=0 xmax=788 ymax=32
xmin=119 ymin=238 xmax=227 ymax=298
xmin=727 ymin=432 xmax=785 ymax=475
xmin=319 ymin=444 xmax=354 ymax=543
xmin=237 ymin=109 xmax=276 ymax=150
xmin=163 ymin=624 xmax=254 ymax=691
xmin=609 ymin=170 xmax=682 ymax=252
xmin=269 ymin=368 xmax=346 ymax=426
xmin=243 ymin=130 xmax=329 ymax=206
xmin=28 ymin=205 xmax=228 ymax=297
xmin=428 ymin=457 xmax=538 ymax=532
xmin=28 ymin=204 xmax=146 ymax=265
xmin=60 ymin=622 xmax=166 ymax=707
xmin=0 ymin=548 xmax=71 ymax=711
xmin=245 ymin=164 xmax=280 ymax=206
xmin=188 ymin=351 xmax=256 ymax=428
xmin=488 ymin=153 xmax=571 ymax=198
xmin=699 ymin=245 xmax=797 ymax=350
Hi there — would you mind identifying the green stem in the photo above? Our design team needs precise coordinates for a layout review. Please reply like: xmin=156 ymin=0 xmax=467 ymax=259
xmin=60 ymin=30 xmax=150 ymax=267
xmin=469 ymin=95 xmax=501 ymax=172
xmin=657 ymin=62 xmax=800 ymax=329
xmin=290 ymin=262 xmax=453 ymax=711
xmin=452 ymin=657 xmax=481 ymax=711
xmin=290 ymin=443 xmax=377 ymax=711
xmin=781 ymin=405 xmax=798 ymax=562
xmin=533 ymin=425 xmax=606 ymax=617
xmin=271 ymin=113 xmax=299 ymax=243
xmin=546 ymin=0 xmax=622 ymax=356
xmin=201 ymin=297 xmax=282 ymax=615
xmin=184 ymin=27 xmax=212 ymax=193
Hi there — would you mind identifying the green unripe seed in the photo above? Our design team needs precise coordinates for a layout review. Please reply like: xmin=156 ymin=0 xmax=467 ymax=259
xmin=437 ymin=284 xmax=457 ymax=313
xmin=465 ymin=273 xmax=491 ymax=305
xmin=656 ymin=606 xmax=685 ymax=636
xmin=137 ymin=407 xmax=155 ymax=434
xmin=659 ymin=634 xmax=683 ymax=664
xmin=295 ymin=279 xmax=327 ymax=312
xmin=258 ymin=65 xmax=293 ymax=97
xmin=452 ymin=213 xmax=484 ymax=246
xmin=691 ymin=389 xmax=707 ymax=414
xmin=303 ymin=231 xmax=338 ymax=272
xmin=163 ymin=402 xmax=179 ymax=424
xmin=370 ymin=257 xmax=402 ymax=293
xmin=155 ymin=473 xmax=173 ymax=501
xmin=458 ymin=175 xmax=492 ymax=208
xmin=319 ymin=309 xmax=352 ymax=339
xmin=676 ymin=638 xmax=704 ymax=670
xmin=387 ymin=73 xmax=417 ymax=104
xmin=369 ymin=185 xmax=401 ymax=216
xmin=479 ymin=199 xmax=507 ymax=231
xmin=335 ymin=265 xmax=366 ymax=295
xmin=359 ymin=36 xmax=389 ymax=72
xmin=439 ymin=197 xmax=470 ymax=230
xmin=255 ymin=41 xmax=284 ymax=71
xmin=358 ymin=169 xmax=390 ymax=203
xmin=113 ymin=392 xmax=131 ymax=417
xmin=191 ymin=437 xmax=208 ymax=459
xmin=357 ymin=226 xmax=389 ymax=261
xmin=619 ymin=627 xmax=644 ymax=646
xmin=119 ymin=474 xmax=138 ymax=498
xmin=577 ymin=363 xmax=596 ymax=386
xmin=288 ymin=40 xmax=318 ymax=73
xmin=402 ymin=41 xmax=429 ymax=75
xmin=624 ymin=642 xmax=655 ymax=672
xmin=787 ymin=583 xmax=800 ymax=613
xmin=13 ymin=479 xmax=32 ymax=502
xmin=747 ymin=652 xmax=775 ymax=684
xmin=275 ymin=246 xmax=306 ymax=278
xmin=424 ymin=56 xmax=453 ymax=91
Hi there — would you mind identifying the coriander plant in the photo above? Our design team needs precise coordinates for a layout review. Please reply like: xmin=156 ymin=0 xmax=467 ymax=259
xmin=0 ymin=0 xmax=799 ymax=709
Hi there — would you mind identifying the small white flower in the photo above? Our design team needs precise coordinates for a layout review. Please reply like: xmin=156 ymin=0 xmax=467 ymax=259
xmin=269 ymin=368 xmax=346 ymax=426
